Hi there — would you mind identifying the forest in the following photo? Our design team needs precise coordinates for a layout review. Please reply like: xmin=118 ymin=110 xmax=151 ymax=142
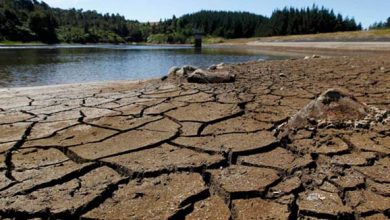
xmin=370 ymin=17 xmax=390 ymax=29
xmin=0 ymin=0 xmax=364 ymax=44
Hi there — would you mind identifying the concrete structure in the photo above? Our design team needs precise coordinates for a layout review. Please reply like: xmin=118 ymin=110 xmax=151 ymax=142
xmin=194 ymin=31 xmax=203 ymax=48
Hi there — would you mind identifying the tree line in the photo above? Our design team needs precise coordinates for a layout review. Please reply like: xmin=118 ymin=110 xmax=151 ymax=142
xmin=161 ymin=7 xmax=361 ymax=39
xmin=0 ymin=0 xmax=364 ymax=44
xmin=370 ymin=17 xmax=390 ymax=29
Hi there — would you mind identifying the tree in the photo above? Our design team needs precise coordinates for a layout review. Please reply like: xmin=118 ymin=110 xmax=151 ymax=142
xmin=28 ymin=10 xmax=58 ymax=43
xmin=0 ymin=1 xmax=364 ymax=44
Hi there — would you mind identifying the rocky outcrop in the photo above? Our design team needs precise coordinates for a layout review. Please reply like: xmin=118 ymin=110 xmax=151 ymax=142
xmin=168 ymin=65 xmax=198 ymax=78
xmin=168 ymin=64 xmax=236 ymax=84
xmin=207 ymin=63 xmax=225 ymax=71
xmin=187 ymin=69 xmax=236 ymax=84
xmin=277 ymin=88 xmax=388 ymax=139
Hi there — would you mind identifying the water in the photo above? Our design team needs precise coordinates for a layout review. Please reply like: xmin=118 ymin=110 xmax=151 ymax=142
xmin=0 ymin=45 xmax=284 ymax=88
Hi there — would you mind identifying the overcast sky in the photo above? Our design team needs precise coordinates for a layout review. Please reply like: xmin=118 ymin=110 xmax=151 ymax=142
xmin=43 ymin=0 xmax=390 ymax=28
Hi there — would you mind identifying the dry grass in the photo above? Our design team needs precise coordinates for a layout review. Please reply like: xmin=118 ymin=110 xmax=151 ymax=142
xmin=220 ymin=29 xmax=390 ymax=44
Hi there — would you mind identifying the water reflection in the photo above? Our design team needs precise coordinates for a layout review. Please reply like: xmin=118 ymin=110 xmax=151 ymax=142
xmin=194 ymin=47 xmax=202 ymax=54
xmin=0 ymin=45 xmax=285 ymax=88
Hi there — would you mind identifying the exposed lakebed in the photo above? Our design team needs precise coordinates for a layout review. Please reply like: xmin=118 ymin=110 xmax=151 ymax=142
xmin=0 ymin=45 xmax=285 ymax=88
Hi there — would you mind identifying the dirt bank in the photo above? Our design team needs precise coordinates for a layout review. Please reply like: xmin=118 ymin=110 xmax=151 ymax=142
xmin=216 ymin=41 xmax=390 ymax=57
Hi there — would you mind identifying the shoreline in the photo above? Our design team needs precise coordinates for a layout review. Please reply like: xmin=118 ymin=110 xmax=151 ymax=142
xmin=0 ymin=79 xmax=150 ymax=92
xmin=1 ymin=42 xmax=389 ymax=91
xmin=0 ymin=54 xmax=388 ymax=218
xmin=0 ymin=42 xmax=388 ymax=90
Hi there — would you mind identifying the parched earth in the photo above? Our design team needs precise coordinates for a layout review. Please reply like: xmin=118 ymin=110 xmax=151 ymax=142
xmin=0 ymin=55 xmax=389 ymax=219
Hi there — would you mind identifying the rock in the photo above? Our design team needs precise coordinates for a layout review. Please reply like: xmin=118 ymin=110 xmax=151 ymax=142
xmin=216 ymin=63 xmax=225 ymax=69
xmin=167 ymin=66 xmax=180 ymax=76
xmin=304 ymin=55 xmax=320 ymax=60
xmin=160 ymin=75 xmax=168 ymax=81
xmin=181 ymin=65 xmax=198 ymax=76
xmin=208 ymin=63 xmax=225 ymax=70
xmin=168 ymin=65 xmax=234 ymax=83
xmin=278 ymin=88 xmax=369 ymax=138
xmin=187 ymin=69 xmax=236 ymax=84
xmin=168 ymin=65 xmax=198 ymax=78
xmin=183 ymin=65 xmax=198 ymax=72
xmin=175 ymin=68 xmax=186 ymax=77
xmin=279 ymin=73 xmax=286 ymax=77
xmin=208 ymin=64 xmax=217 ymax=70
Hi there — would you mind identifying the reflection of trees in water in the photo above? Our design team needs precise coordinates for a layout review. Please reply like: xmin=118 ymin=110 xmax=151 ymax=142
xmin=0 ymin=46 xmax=284 ymax=87
xmin=0 ymin=49 xmax=61 ymax=66
xmin=0 ymin=68 xmax=13 ymax=87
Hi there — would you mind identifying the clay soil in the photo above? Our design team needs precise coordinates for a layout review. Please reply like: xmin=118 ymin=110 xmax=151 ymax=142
xmin=0 ymin=54 xmax=389 ymax=219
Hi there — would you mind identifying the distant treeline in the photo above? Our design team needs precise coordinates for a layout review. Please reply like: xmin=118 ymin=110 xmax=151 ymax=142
xmin=0 ymin=0 xmax=363 ymax=44
xmin=370 ymin=17 xmax=390 ymax=29
xmin=167 ymin=7 xmax=361 ymax=38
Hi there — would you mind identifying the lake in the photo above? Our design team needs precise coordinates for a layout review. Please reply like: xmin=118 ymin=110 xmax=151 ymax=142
xmin=0 ymin=45 xmax=284 ymax=88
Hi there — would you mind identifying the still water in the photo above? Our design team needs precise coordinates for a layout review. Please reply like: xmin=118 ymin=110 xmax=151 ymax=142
xmin=0 ymin=45 xmax=283 ymax=88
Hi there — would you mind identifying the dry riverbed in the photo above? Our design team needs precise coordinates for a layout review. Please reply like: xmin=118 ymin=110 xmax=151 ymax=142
xmin=0 ymin=55 xmax=389 ymax=219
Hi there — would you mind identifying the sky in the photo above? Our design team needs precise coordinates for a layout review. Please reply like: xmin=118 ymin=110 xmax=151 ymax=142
xmin=43 ymin=0 xmax=390 ymax=28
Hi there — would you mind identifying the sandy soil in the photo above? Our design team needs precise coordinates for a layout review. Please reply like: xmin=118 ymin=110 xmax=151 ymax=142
xmin=0 ymin=54 xmax=389 ymax=219
xmin=249 ymin=41 xmax=390 ymax=51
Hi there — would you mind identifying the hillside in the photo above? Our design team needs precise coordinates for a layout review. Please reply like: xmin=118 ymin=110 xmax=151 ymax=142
xmin=0 ymin=0 xmax=370 ymax=44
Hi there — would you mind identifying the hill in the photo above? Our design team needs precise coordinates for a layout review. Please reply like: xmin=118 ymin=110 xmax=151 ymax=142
xmin=0 ymin=0 xmax=363 ymax=44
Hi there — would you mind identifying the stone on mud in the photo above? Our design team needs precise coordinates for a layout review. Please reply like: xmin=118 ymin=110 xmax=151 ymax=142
xmin=278 ymin=88 xmax=372 ymax=138
xmin=167 ymin=66 xmax=180 ymax=76
xmin=168 ymin=65 xmax=198 ymax=78
xmin=187 ymin=69 xmax=236 ymax=84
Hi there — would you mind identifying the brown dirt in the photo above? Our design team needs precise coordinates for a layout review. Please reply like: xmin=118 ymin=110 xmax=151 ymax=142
xmin=0 ymin=55 xmax=389 ymax=219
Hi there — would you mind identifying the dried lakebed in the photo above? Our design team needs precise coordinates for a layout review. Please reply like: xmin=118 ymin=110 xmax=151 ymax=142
xmin=0 ymin=55 xmax=389 ymax=219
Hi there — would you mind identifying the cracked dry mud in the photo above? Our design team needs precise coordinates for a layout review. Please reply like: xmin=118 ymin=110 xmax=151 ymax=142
xmin=0 ymin=55 xmax=389 ymax=219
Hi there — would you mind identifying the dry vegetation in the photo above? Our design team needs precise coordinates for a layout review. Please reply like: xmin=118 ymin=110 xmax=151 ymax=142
xmin=218 ymin=29 xmax=390 ymax=44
